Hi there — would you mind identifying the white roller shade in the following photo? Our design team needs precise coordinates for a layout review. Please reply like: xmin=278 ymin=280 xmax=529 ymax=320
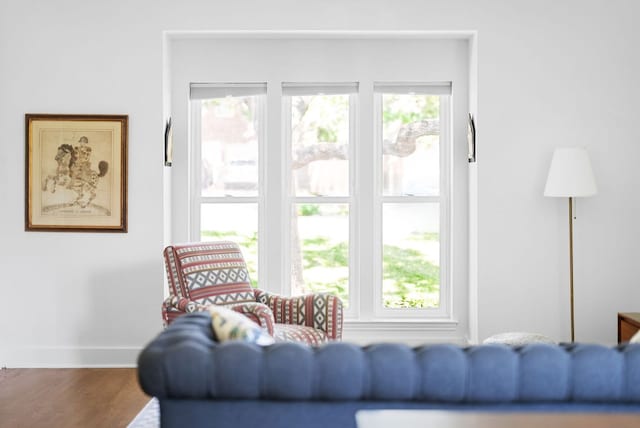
xmin=374 ymin=82 xmax=451 ymax=95
xmin=190 ymin=83 xmax=267 ymax=100
xmin=282 ymin=82 xmax=359 ymax=96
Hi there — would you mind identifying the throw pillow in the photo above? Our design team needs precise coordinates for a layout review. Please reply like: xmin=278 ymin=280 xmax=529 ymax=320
xmin=483 ymin=332 xmax=556 ymax=346
xmin=208 ymin=305 xmax=275 ymax=346
xmin=630 ymin=330 xmax=640 ymax=343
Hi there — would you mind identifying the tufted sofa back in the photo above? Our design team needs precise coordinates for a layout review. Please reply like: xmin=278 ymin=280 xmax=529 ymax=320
xmin=139 ymin=313 xmax=640 ymax=404
xmin=163 ymin=242 xmax=255 ymax=307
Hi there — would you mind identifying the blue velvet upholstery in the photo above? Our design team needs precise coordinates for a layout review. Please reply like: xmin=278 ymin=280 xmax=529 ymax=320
xmin=138 ymin=313 xmax=640 ymax=428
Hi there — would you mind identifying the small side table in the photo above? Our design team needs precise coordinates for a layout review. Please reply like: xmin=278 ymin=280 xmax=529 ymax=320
xmin=618 ymin=312 xmax=640 ymax=343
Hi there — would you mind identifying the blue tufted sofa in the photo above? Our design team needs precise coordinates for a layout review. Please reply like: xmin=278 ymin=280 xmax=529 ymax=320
xmin=138 ymin=313 xmax=640 ymax=428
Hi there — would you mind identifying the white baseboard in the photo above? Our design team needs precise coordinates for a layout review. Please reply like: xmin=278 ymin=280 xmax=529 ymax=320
xmin=1 ymin=323 xmax=469 ymax=367
xmin=2 ymin=346 xmax=143 ymax=368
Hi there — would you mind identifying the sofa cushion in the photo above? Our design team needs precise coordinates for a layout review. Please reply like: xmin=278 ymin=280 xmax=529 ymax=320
xmin=209 ymin=305 xmax=274 ymax=346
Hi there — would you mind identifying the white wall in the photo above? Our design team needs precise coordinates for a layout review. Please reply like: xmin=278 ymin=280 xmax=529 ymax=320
xmin=0 ymin=1 xmax=167 ymax=367
xmin=1 ymin=0 xmax=638 ymax=366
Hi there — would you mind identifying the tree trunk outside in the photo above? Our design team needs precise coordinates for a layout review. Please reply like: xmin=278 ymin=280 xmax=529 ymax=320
xmin=289 ymin=111 xmax=438 ymax=293
xmin=292 ymin=118 xmax=439 ymax=169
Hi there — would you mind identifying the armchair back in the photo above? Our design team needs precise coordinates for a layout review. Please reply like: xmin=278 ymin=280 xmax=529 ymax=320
xmin=164 ymin=242 xmax=255 ymax=307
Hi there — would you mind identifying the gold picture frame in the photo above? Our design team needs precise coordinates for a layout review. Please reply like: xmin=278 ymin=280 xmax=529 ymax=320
xmin=25 ymin=114 xmax=128 ymax=232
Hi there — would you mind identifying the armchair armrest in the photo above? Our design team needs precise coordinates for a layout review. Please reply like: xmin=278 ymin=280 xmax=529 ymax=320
xmin=227 ymin=301 xmax=275 ymax=336
xmin=254 ymin=289 xmax=343 ymax=340
xmin=162 ymin=296 xmax=208 ymax=327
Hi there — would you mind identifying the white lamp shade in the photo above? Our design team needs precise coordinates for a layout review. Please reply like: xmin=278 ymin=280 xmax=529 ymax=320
xmin=544 ymin=147 xmax=597 ymax=197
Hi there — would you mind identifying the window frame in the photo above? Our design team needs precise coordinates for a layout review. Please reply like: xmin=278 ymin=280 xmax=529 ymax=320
xmin=282 ymin=84 xmax=359 ymax=318
xmin=188 ymin=86 xmax=267 ymax=286
xmin=188 ymin=81 xmax=452 ymax=321
xmin=371 ymin=88 xmax=452 ymax=319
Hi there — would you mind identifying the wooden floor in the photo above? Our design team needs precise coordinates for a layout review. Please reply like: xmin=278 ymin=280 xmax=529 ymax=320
xmin=0 ymin=368 xmax=150 ymax=428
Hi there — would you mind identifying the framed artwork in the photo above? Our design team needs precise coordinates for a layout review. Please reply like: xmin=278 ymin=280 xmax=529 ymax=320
xmin=467 ymin=113 xmax=476 ymax=163
xmin=25 ymin=114 xmax=128 ymax=232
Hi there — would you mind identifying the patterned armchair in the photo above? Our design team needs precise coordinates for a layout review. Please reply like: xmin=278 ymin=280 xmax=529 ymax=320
xmin=162 ymin=241 xmax=343 ymax=345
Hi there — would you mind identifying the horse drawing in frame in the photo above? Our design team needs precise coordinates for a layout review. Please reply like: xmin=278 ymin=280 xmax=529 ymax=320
xmin=42 ymin=142 xmax=109 ymax=209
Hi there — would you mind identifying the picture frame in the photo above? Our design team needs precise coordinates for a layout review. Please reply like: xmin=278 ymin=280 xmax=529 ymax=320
xmin=25 ymin=114 xmax=128 ymax=232
xmin=467 ymin=113 xmax=476 ymax=163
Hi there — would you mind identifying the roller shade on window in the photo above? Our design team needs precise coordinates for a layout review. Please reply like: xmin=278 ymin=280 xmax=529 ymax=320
xmin=282 ymin=82 xmax=359 ymax=96
xmin=374 ymin=82 xmax=451 ymax=95
xmin=190 ymin=83 xmax=267 ymax=100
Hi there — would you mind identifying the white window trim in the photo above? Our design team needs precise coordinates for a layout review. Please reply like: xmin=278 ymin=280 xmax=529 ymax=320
xmin=172 ymin=32 xmax=476 ymax=335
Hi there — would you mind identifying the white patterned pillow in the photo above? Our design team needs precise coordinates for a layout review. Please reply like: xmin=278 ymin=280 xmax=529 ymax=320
xmin=483 ymin=332 xmax=556 ymax=346
xmin=208 ymin=305 xmax=275 ymax=346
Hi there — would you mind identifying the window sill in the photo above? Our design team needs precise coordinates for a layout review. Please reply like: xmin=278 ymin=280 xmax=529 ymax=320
xmin=344 ymin=318 xmax=458 ymax=331
xmin=341 ymin=319 xmax=464 ymax=346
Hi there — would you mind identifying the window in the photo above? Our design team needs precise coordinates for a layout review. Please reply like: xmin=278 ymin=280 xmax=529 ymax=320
xmin=283 ymin=83 xmax=357 ymax=308
xmin=374 ymin=83 xmax=451 ymax=318
xmin=189 ymin=83 xmax=266 ymax=285
xmin=190 ymin=81 xmax=451 ymax=319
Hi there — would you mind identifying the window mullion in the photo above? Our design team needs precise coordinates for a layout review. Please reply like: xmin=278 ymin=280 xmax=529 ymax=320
xmin=380 ymin=196 xmax=441 ymax=204
xmin=190 ymin=100 xmax=202 ymax=242
xmin=264 ymin=81 xmax=284 ymax=295
xmin=371 ymin=91 xmax=385 ymax=320
xmin=440 ymin=95 xmax=452 ymax=318
xmin=347 ymin=93 xmax=359 ymax=320
xmin=358 ymin=81 xmax=375 ymax=321
xmin=199 ymin=197 xmax=260 ymax=203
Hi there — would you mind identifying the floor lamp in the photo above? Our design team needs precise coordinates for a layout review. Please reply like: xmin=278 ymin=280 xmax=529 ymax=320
xmin=544 ymin=147 xmax=597 ymax=342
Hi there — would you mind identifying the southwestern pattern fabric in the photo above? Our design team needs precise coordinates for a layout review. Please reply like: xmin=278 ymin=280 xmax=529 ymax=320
xmin=162 ymin=296 xmax=207 ymax=326
xmin=164 ymin=242 xmax=255 ymax=307
xmin=161 ymin=241 xmax=343 ymax=345
xmin=273 ymin=324 xmax=328 ymax=345
xmin=226 ymin=302 xmax=275 ymax=336
xmin=255 ymin=290 xmax=343 ymax=340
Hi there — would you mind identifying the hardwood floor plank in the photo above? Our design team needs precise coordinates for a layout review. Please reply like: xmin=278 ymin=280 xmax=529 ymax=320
xmin=0 ymin=368 xmax=150 ymax=428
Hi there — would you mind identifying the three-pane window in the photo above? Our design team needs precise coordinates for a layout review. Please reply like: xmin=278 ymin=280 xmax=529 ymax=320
xmin=190 ymin=82 xmax=450 ymax=318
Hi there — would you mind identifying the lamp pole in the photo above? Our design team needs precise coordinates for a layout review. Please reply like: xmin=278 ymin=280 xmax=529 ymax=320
xmin=569 ymin=197 xmax=575 ymax=343
xmin=544 ymin=147 xmax=597 ymax=344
